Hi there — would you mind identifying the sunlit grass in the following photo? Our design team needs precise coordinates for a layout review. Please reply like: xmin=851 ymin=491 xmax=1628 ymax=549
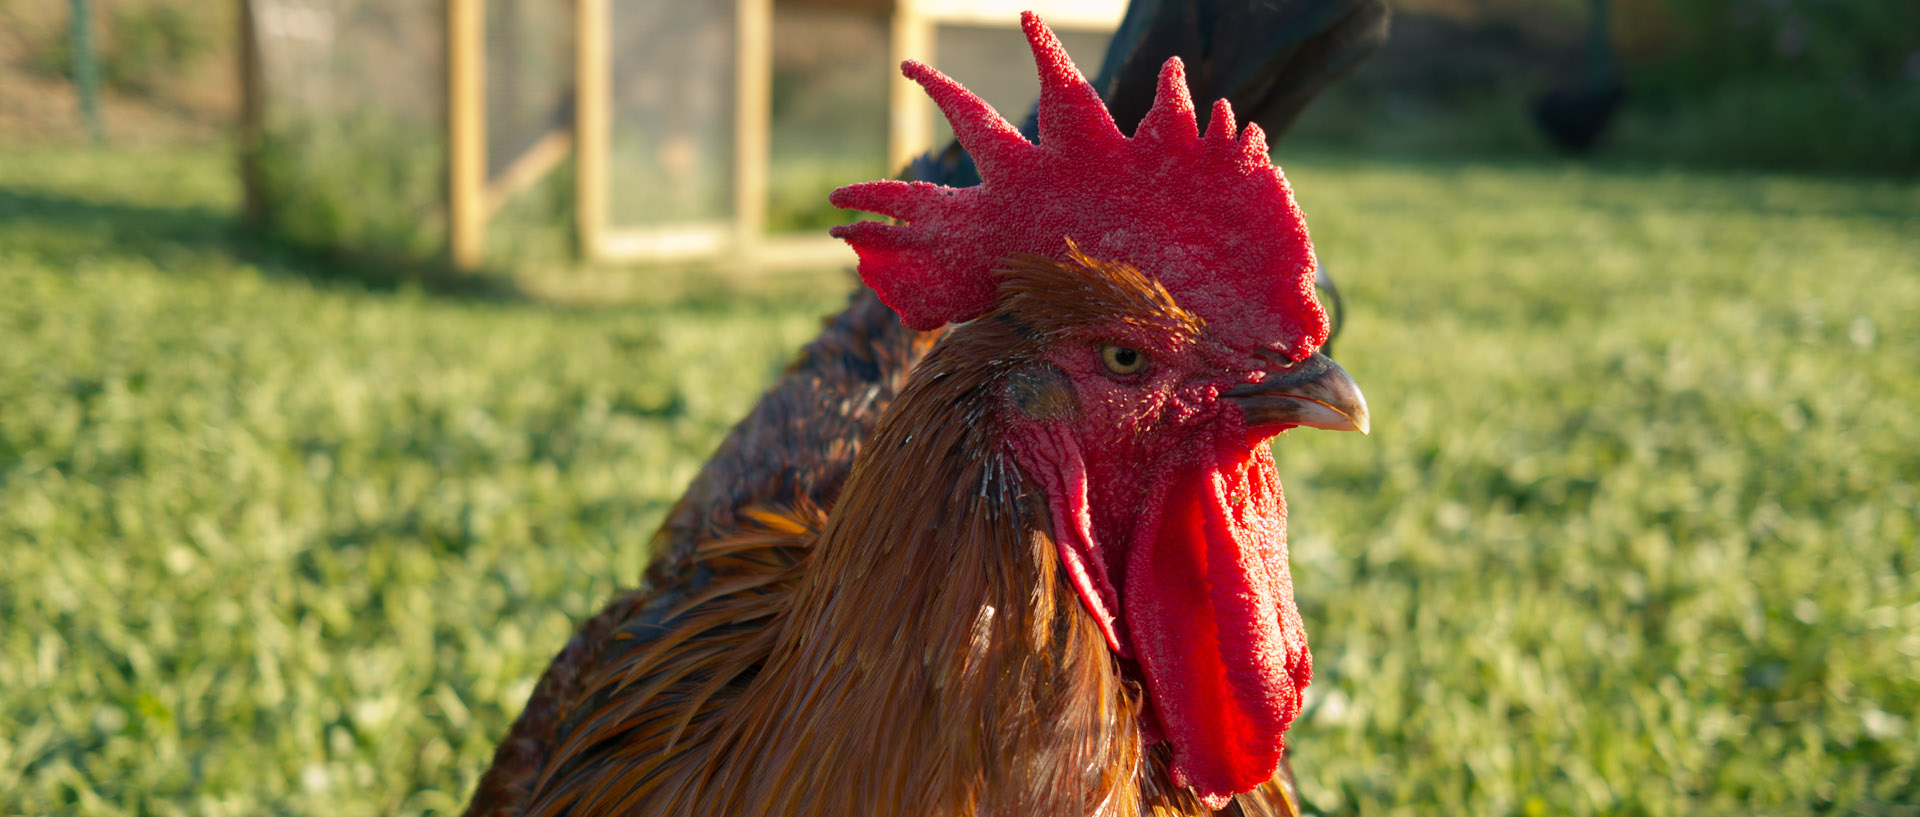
xmin=1277 ymin=153 xmax=1920 ymax=814
xmin=2 ymin=146 xmax=1915 ymax=816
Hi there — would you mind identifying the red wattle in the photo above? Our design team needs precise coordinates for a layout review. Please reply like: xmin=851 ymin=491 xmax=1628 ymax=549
xmin=1123 ymin=444 xmax=1310 ymax=806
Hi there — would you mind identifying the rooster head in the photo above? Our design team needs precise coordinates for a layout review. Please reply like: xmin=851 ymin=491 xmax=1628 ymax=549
xmin=830 ymin=12 xmax=1369 ymax=808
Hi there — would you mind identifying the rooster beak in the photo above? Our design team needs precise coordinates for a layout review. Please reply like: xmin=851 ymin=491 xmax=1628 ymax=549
xmin=1227 ymin=351 xmax=1370 ymax=435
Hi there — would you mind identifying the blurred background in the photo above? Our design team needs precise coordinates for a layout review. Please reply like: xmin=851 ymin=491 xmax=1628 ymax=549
xmin=2 ymin=0 xmax=1916 ymax=815
xmin=4 ymin=0 xmax=1915 ymax=270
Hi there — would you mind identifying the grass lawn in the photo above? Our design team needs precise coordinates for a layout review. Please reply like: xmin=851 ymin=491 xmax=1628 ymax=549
xmin=2 ymin=145 xmax=1916 ymax=816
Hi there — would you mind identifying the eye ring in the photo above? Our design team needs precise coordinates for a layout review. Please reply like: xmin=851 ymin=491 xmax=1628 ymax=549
xmin=1100 ymin=345 xmax=1146 ymax=376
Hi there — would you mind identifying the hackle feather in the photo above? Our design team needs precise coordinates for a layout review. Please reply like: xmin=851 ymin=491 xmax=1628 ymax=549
xmin=491 ymin=253 xmax=1303 ymax=817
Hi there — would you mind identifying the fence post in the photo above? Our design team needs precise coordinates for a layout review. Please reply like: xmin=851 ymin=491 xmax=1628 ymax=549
xmin=888 ymin=0 xmax=932 ymax=173
xmin=448 ymin=0 xmax=487 ymax=270
xmin=574 ymin=0 xmax=609 ymax=261
xmin=71 ymin=0 xmax=104 ymax=143
xmin=734 ymin=0 xmax=771 ymax=247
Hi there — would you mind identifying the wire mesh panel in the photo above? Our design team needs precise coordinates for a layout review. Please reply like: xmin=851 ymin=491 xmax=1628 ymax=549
xmin=486 ymin=0 xmax=574 ymax=178
xmin=250 ymin=0 xmax=447 ymax=260
xmin=606 ymin=0 xmax=739 ymax=230
xmin=926 ymin=23 xmax=1112 ymax=149
xmin=766 ymin=5 xmax=889 ymax=234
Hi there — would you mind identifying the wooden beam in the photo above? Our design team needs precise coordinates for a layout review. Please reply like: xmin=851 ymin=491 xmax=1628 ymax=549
xmin=484 ymin=127 xmax=574 ymax=219
xmin=746 ymin=233 xmax=856 ymax=272
xmin=734 ymin=0 xmax=772 ymax=247
xmin=575 ymin=0 xmax=610 ymax=261
xmin=887 ymin=0 xmax=934 ymax=174
xmin=448 ymin=0 xmax=486 ymax=270
xmin=599 ymin=223 xmax=734 ymax=262
xmin=919 ymin=0 xmax=1124 ymax=30
xmin=780 ymin=0 xmax=890 ymax=13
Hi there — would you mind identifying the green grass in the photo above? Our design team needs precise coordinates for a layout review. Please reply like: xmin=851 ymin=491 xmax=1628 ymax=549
xmin=1276 ymin=154 xmax=1920 ymax=814
xmin=3 ymin=146 xmax=1916 ymax=816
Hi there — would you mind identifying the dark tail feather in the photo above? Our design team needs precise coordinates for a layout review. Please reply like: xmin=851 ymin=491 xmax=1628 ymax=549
xmin=908 ymin=0 xmax=1391 ymax=187
xmin=1095 ymin=0 xmax=1391 ymax=142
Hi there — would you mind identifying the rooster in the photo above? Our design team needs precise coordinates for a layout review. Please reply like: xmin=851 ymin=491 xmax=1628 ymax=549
xmin=466 ymin=9 xmax=1379 ymax=817
xmin=651 ymin=0 xmax=1387 ymax=595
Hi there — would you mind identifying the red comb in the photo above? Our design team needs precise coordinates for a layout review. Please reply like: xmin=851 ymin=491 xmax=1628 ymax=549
xmin=830 ymin=12 xmax=1327 ymax=355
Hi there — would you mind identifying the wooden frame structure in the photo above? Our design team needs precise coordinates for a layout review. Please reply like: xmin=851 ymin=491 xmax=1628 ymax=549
xmin=571 ymin=0 xmax=774 ymax=265
xmin=448 ymin=0 xmax=582 ymax=270
xmin=436 ymin=0 xmax=1124 ymax=270
xmin=886 ymin=0 xmax=1123 ymax=172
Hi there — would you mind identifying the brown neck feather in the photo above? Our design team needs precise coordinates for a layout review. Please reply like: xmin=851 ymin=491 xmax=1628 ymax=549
xmin=703 ymin=322 xmax=1158 ymax=815
xmin=527 ymin=278 xmax=1229 ymax=817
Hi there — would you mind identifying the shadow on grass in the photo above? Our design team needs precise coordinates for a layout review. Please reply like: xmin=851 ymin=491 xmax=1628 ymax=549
xmin=0 ymin=186 xmax=534 ymax=304
xmin=0 ymin=186 xmax=231 ymax=248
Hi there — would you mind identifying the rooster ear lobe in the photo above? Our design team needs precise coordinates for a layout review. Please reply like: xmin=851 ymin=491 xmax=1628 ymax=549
xmin=1007 ymin=364 xmax=1077 ymax=422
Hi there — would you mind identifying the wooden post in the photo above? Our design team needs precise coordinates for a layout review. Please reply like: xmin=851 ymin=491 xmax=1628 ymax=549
xmin=448 ymin=0 xmax=486 ymax=270
xmin=237 ymin=0 xmax=266 ymax=226
xmin=574 ymin=0 xmax=610 ymax=261
xmin=734 ymin=0 xmax=772 ymax=247
xmin=887 ymin=0 xmax=933 ymax=174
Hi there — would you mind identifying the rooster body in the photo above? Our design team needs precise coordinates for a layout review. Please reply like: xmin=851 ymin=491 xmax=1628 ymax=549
xmin=511 ymin=254 xmax=1200 ymax=815
xmin=654 ymin=0 xmax=1388 ymax=587
xmin=468 ymin=6 xmax=1386 ymax=815
xmin=490 ymin=242 xmax=1358 ymax=815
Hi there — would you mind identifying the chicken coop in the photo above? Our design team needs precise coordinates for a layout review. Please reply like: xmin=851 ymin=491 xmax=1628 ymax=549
xmin=237 ymin=0 xmax=1124 ymax=272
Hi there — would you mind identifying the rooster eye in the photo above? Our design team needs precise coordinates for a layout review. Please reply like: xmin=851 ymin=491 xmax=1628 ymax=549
xmin=1100 ymin=345 xmax=1146 ymax=376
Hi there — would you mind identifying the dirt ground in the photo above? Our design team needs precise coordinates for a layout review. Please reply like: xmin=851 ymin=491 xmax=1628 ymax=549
xmin=0 ymin=0 xmax=235 ymax=145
